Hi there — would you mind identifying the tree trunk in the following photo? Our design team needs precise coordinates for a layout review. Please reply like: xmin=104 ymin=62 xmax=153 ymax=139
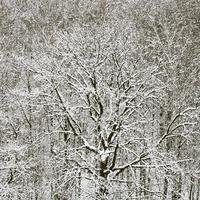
xmin=139 ymin=164 xmax=146 ymax=199
xmin=172 ymin=172 xmax=182 ymax=200
xmin=99 ymin=156 xmax=109 ymax=200
xmin=40 ymin=133 xmax=52 ymax=200
xmin=189 ymin=176 xmax=194 ymax=200
xmin=163 ymin=177 xmax=168 ymax=200
xmin=99 ymin=181 xmax=109 ymax=200
xmin=196 ymin=178 xmax=200 ymax=200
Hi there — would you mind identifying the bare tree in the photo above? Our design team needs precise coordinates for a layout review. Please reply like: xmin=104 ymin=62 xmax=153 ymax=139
xmin=0 ymin=0 xmax=199 ymax=199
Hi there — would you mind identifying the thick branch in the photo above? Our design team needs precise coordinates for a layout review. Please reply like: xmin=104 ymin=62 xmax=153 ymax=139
xmin=110 ymin=143 xmax=119 ymax=170
xmin=113 ymin=152 xmax=149 ymax=177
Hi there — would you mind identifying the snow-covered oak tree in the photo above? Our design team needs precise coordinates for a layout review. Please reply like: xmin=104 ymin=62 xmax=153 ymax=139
xmin=0 ymin=0 xmax=199 ymax=200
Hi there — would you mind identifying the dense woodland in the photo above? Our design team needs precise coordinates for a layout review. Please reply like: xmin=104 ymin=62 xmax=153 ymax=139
xmin=0 ymin=0 xmax=200 ymax=199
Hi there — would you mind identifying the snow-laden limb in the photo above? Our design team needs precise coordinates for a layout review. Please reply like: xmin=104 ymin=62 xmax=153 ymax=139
xmin=112 ymin=152 xmax=150 ymax=177
xmin=156 ymin=108 xmax=196 ymax=147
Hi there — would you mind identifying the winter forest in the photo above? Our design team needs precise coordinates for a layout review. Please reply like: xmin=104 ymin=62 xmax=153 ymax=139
xmin=0 ymin=0 xmax=200 ymax=199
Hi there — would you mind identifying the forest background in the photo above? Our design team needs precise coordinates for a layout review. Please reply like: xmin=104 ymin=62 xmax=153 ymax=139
xmin=0 ymin=0 xmax=200 ymax=199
